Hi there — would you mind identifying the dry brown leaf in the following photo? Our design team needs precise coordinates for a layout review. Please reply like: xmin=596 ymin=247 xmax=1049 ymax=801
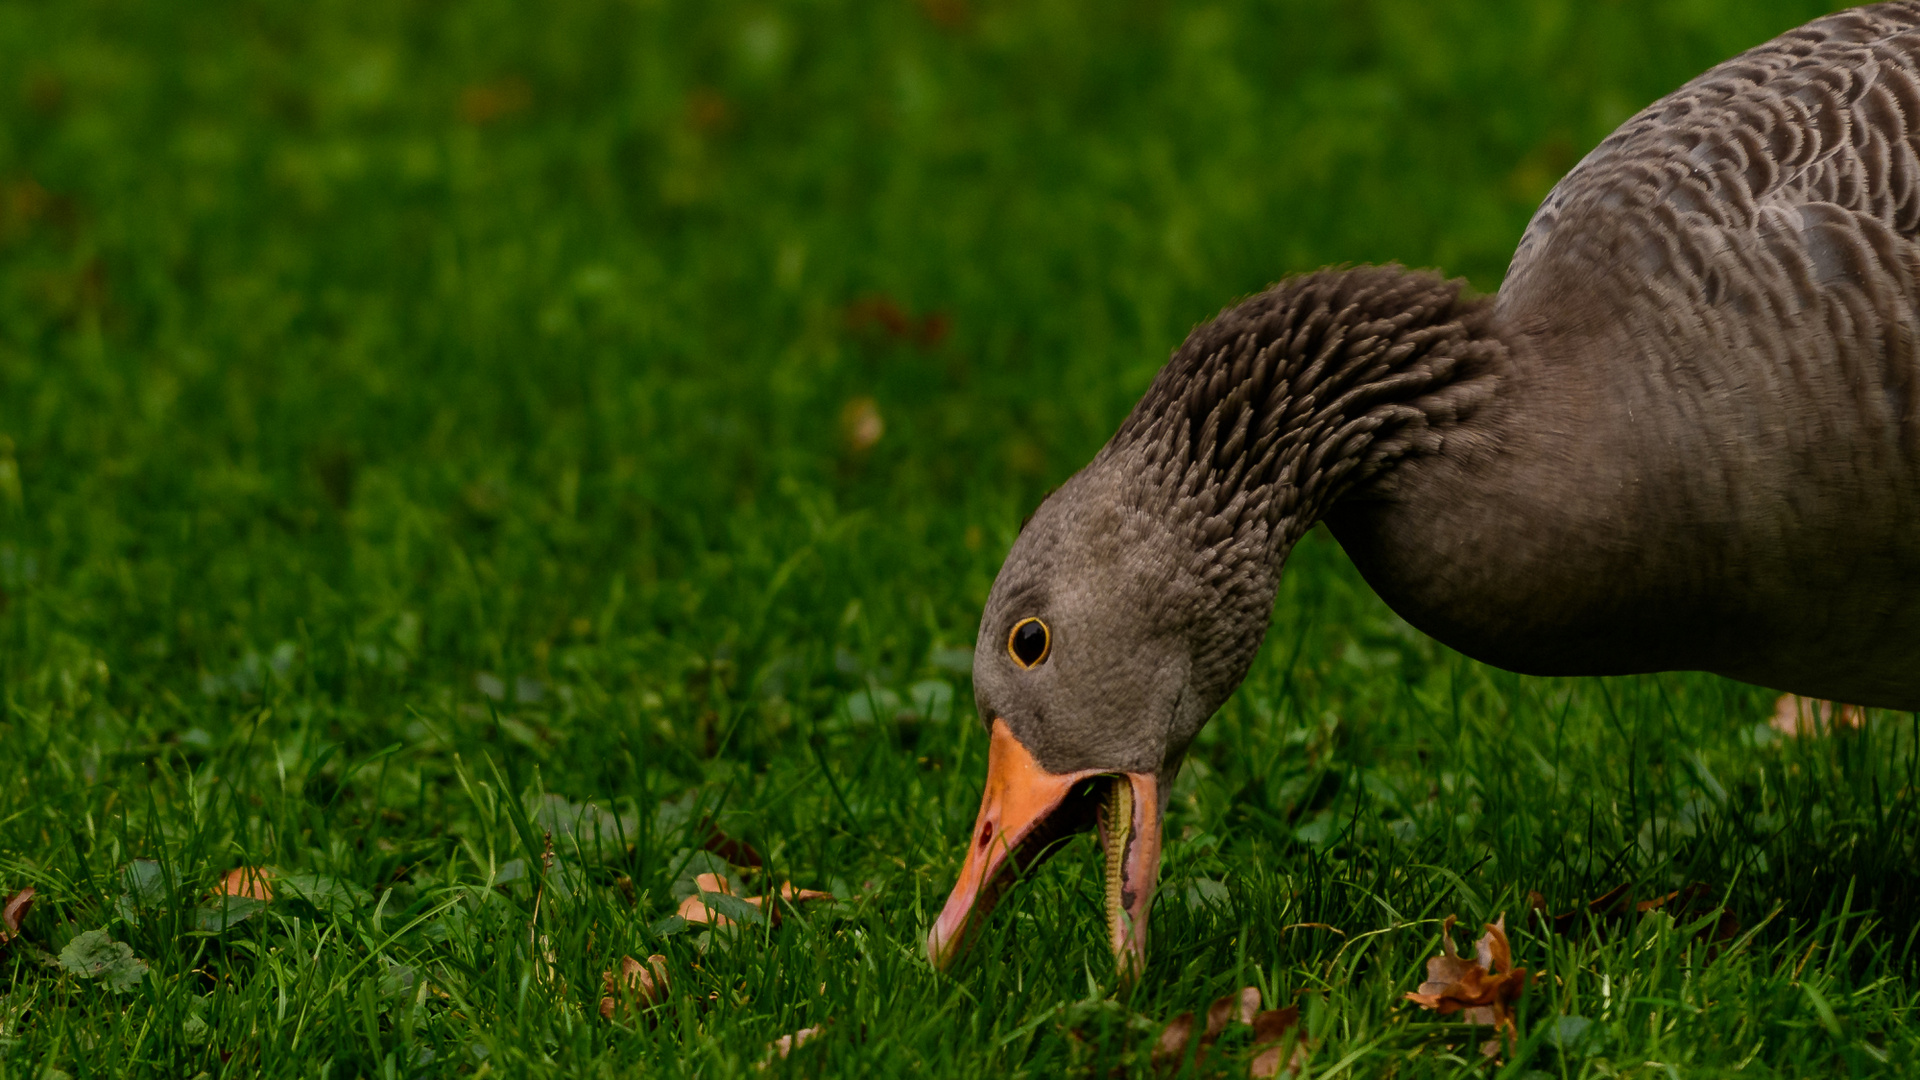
xmin=0 ymin=887 xmax=33 ymax=945
xmin=846 ymin=295 xmax=914 ymax=339
xmin=215 ymin=867 xmax=274 ymax=902
xmin=1772 ymin=694 xmax=1866 ymax=737
xmin=1248 ymin=1005 xmax=1308 ymax=1078
xmin=677 ymin=872 xmax=737 ymax=926
xmin=1531 ymin=882 xmax=1739 ymax=946
xmin=758 ymin=1023 xmax=826 ymax=1068
xmin=1205 ymin=985 xmax=1261 ymax=1038
xmin=1526 ymin=889 xmax=1550 ymax=922
xmin=844 ymin=296 xmax=953 ymax=352
xmin=599 ymin=954 xmax=670 ymax=1021
xmin=1404 ymin=915 xmax=1528 ymax=1050
xmin=1153 ymin=987 xmax=1308 ymax=1076
xmin=839 ymin=397 xmax=885 ymax=456
xmin=767 ymin=882 xmax=834 ymax=905
xmin=1150 ymin=1012 xmax=1197 ymax=1071
xmin=1628 ymin=882 xmax=1741 ymax=945
xmin=677 ymin=873 xmax=834 ymax=929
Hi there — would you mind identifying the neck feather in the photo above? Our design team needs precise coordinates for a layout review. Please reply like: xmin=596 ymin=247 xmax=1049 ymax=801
xmin=1101 ymin=265 xmax=1506 ymax=560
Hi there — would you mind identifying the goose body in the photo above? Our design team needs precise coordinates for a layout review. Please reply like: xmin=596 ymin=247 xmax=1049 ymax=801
xmin=930 ymin=2 xmax=1920 ymax=978
xmin=1344 ymin=2 xmax=1920 ymax=706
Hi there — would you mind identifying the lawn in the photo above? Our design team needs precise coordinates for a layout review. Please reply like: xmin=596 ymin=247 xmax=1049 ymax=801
xmin=2 ymin=0 xmax=1916 ymax=1075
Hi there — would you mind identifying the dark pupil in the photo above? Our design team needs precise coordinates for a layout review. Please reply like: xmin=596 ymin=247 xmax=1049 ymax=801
xmin=1012 ymin=621 xmax=1048 ymax=665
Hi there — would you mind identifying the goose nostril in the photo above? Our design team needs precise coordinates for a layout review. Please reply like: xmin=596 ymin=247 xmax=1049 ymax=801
xmin=978 ymin=822 xmax=994 ymax=848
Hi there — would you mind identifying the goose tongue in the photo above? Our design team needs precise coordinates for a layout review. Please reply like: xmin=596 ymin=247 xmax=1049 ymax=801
xmin=926 ymin=719 xmax=1162 ymax=981
xmin=1096 ymin=768 xmax=1162 ymax=979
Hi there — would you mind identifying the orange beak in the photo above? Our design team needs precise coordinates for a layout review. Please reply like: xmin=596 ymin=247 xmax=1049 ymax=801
xmin=926 ymin=719 xmax=1162 ymax=981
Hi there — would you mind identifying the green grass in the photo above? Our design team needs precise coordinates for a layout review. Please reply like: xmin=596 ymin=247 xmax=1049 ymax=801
xmin=2 ymin=0 xmax=1916 ymax=1075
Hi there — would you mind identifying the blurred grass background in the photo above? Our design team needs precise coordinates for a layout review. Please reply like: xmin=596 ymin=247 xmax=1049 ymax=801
xmin=7 ymin=0 xmax=1919 ymax=1076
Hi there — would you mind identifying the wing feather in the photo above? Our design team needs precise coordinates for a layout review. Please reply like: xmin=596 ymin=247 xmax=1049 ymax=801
xmin=1501 ymin=2 xmax=1920 ymax=442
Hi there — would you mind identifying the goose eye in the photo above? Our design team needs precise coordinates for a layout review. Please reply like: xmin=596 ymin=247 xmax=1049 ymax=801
xmin=1008 ymin=617 xmax=1051 ymax=668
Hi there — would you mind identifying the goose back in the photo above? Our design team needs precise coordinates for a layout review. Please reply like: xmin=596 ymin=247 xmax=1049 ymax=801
xmin=1325 ymin=2 xmax=1920 ymax=707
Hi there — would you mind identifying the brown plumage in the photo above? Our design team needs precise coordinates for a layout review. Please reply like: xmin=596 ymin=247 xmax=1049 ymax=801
xmin=930 ymin=2 xmax=1920 ymax=978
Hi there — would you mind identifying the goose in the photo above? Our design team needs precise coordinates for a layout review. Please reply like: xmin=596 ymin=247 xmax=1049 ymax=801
xmin=927 ymin=2 xmax=1920 ymax=979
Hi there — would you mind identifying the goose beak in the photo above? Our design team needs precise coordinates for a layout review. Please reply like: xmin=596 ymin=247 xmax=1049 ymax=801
xmin=927 ymin=719 xmax=1162 ymax=982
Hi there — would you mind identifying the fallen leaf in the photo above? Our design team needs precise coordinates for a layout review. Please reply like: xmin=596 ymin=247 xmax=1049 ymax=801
xmin=677 ymin=872 xmax=757 ymax=928
xmin=1404 ymin=915 xmax=1528 ymax=1054
xmin=1205 ymin=985 xmax=1261 ymax=1038
xmin=200 ymin=865 xmax=277 ymax=933
xmin=1153 ymin=987 xmax=1308 ymax=1076
xmin=759 ymin=1023 xmax=826 ymax=1068
xmin=1772 ymin=694 xmax=1865 ymax=737
xmin=1249 ymin=1006 xmax=1308 ymax=1078
xmin=678 ymin=872 xmax=833 ymax=929
xmin=1531 ymin=882 xmax=1739 ymax=946
xmin=839 ymin=397 xmax=885 ymax=456
xmin=846 ymin=295 xmax=914 ymax=339
xmin=599 ymin=954 xmax=670 ymax=1020
xmin=58 ymin=929 xmax=149 ymax=993
xmin=844 ymin=295 xmax=952 ymax=351
xmin=1150 ymin=1012 xmax=1197 ymax=1071
xmin=216 ymin=866 xmax=274 ymax=902
xmin=1 ymin=887 xmax=33 ymax=945
xmin=769 ymin=881 xmax=834 ymax=904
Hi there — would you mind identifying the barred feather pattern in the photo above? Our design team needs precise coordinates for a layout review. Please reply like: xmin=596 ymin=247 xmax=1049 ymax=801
xmin=1515 ymin=1 xmax=1920 ymax=281
xmin=1075 ymin=268 xmax=1506 ymax=705
xmin=1504 ymin=1 xmax=1920 ymax=463
xmin=1104 ymin=267 xmax=1505 ymax=567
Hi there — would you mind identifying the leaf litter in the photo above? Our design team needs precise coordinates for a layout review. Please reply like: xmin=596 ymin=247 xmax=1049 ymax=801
xmin=1771 ymin=694 xmax=1865 ymax=737
xmin=0 ymin=887 xmax=32 ymax=948
xmin=199 ymin=865 xmax=275 ymax=932
xmin=1529 ymin=881 xmax=1739 ymax=948
xmin=599 ymin=954 xmax=670 ymax=1020
xmin=1403 ymin=915 xmax=1528 ymax=1058
xmin=597 ymin=837 xmax=837 ymax=1059
xmin=758 ymin=1023 xmax=827 ymax=1069
xmin=677 ymin=872 xmax=832 ymax=929
xmin=1143 ymin=985 xmax=1308 ymax=1077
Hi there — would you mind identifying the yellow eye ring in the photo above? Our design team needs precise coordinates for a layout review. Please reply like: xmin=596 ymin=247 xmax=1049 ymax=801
xmin=1007 ymin=617 xmax=1051 ymax=669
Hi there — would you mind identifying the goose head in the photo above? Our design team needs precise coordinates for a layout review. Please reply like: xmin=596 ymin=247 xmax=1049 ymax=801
xmin=924 ymin=460 xmax=1281 ymax=980
xmin=924 ymin=267 xmax=1502 ymax=980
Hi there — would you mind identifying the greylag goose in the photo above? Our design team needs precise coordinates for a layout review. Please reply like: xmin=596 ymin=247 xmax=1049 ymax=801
xmin=929 ymin=2 xmax=1920 ymax=979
